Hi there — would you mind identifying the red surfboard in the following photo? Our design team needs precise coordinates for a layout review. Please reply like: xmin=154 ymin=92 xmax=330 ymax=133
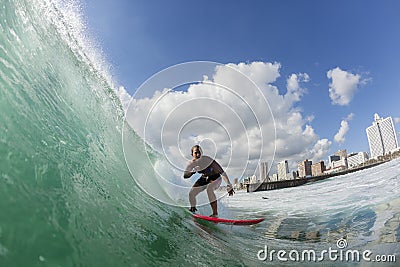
xmin=193 ymin=213 xmax=264 ymax=225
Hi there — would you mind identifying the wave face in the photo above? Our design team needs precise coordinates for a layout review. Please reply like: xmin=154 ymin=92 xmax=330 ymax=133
xmin=1 ymin=0 xmax=399 ymax=266
xmin=0 ymin=1 xmax=222 ymax=266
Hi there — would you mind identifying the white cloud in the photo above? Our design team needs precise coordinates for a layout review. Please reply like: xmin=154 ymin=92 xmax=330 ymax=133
xmin=346 ymin=113 xmax=355 ymax=121
xmin=334 ymin=120 xmax=349 ymax=144
xmin=126 ymin=62 xmax=330 ymax=179
xmin=327 ymin=67 xmax=366 ymax=106
xmin=305 ymin=115 xmax=315 ymax=124
xmin=394 ymin=117 xmax=400 ymax=124
xmin=286 ymin=73 xmax=309 ymax=103
xmin=310 ymin=139 xmax=332 ymax=163
xmin=334 ymin=113 xmax=354 ymax=144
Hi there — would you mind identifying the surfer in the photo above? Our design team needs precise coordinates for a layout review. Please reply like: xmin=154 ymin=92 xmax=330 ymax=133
xmin=183 ymin=145 xmax=234 ymax=217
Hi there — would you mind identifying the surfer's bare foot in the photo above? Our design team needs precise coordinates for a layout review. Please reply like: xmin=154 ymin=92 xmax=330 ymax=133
xmin=209 ymin=214 xmax=218 ymax=218
xmin=189 ymin=207 xmax=197 ymax=213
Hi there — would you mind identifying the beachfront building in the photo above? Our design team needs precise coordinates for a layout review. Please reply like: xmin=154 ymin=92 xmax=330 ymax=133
xmin=298 ymin=159 xmax=312 ymax=178
xmin=249 ymin=175 xmax=257 ymax=183
xmin=334 ymin=149 xmax=347 ymax=159
xmin=311 ymin=161 xmax=326 ymax=176
xmin=258 ymin=161 xmax=269 ymax=182
xmin=331 ymin=157 xmax=348 ymax=169
xmin=277 ymin=160 xmax=290 ymax=180
xmin=347 ymin=152 xmax=369 ymax=169
xmin=328 ymin=155 xmax=341 ymax=169
xmin=366 ymin=113 xmax=399 ymax=159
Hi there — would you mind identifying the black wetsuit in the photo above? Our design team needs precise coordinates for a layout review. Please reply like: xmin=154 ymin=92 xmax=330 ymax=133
xmin=194 ymin=166 xmax=221 ymax=187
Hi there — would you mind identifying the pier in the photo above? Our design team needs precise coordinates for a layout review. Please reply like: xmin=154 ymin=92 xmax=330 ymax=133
xmin=248 ymin=179 xmax=307 ymax=192
xmin=246 ymin=161 xmax=386 ymax=192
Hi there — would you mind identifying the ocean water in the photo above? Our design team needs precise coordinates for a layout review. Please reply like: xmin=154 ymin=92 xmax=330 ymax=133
xmin=1 ymin=0 xmax=400 ymax=266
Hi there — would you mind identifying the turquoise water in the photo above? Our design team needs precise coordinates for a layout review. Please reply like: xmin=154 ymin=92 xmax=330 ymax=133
xmin=1 ymin=0 xmax=400 ymax=266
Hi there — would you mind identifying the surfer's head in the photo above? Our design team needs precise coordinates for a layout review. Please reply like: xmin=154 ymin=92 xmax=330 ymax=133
xmin=191 ymin=145 xmax=202 ymax=159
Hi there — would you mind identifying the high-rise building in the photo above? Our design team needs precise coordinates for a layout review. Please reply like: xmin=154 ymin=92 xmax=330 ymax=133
xmin=298 ymin=159 xmax=312 ymax=178
xmin=366 ymin=113 xmax=399 ymax=158
xmin=258 ymin=162 xmax=269 ymax=182
xmin=277 ymin=160 xmax=290 ymax=180
xmin=311 ymin=161 xmax=326 ymax=176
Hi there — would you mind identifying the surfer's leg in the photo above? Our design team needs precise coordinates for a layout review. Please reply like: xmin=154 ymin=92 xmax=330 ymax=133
xmin=189 ymin=177 xmax=207 ymax=212
xmin=189 ymin=186 xmax=205 ymax=210
xmin=206 ymin=186 xmax=217 ymax=216
xmin=207 ymin=178 xmax=221 ymax=216
xmin=209 ymin=200 xmax=217 ymax=217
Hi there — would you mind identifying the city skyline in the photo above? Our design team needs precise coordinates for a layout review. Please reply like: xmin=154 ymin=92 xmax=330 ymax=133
xmin=261 ymin=113 xmax=399 ymax=181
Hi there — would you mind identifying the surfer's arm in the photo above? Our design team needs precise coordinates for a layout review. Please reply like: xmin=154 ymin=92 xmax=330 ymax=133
xmin=211 ymin=161 xmax=231 ymax=185
xmin=183 ymin=161 xmax=196 ymax=179
xmin=212 ymin=160 xmax=234 ymax=195
xmin=220 ymin=171 xmax=232 ymax=187
xmin=220 ymin=171 xmax=235 ymax=196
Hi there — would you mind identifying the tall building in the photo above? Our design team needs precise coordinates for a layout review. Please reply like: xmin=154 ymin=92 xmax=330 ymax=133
xmin=258 ymin=162 xmax=269 ymax=182
xmin=298 ymin=159 xmax=312 ymax=178
xmin=311 ymin=161 xmax=326 ymax=176
xmin=277 ymin=160 xmax=290 ymax=180
xmin=366 ymin=113 xmax=399 ymax=158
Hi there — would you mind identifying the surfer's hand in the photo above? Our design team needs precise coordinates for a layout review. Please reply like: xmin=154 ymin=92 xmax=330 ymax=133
xmin=228 ymin=188 xmax=235 ymax=196
xmin=227 ymin=185 xmax=234 ymax=196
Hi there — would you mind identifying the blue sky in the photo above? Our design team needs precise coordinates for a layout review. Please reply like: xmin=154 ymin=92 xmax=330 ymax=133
xmin=83 ymin=0 xmax=400 ymax=172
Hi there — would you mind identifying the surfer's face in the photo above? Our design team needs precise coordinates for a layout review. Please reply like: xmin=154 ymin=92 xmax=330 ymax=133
xmin=192 ymin=148 xmax=201 ymax=159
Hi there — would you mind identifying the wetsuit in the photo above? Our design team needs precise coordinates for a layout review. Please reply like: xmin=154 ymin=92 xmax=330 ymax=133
xmin=194 ymin=166 xmax=222 ymax=187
